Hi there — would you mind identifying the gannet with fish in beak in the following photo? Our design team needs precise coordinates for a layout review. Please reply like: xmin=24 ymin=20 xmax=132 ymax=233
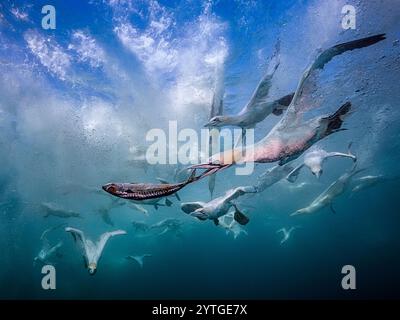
xmin=192 ymin=34 xmax=386 ymax=177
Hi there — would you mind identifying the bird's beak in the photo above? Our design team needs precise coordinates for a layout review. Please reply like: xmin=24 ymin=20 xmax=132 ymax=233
xmin=315 ymin=172 xmax=321 ymax=179
xmin=190 ymin=209 xmax=203 ymax=218
xmin=189 ymin=163 xmax=231 ymax=179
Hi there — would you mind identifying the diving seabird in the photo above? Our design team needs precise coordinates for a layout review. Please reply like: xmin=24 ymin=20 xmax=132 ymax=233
xmin=255 ymin=163 xmax=294 ymax=192
xmin=41 ymin=202 xmax=82 ymax=219
xmin=351 ymin=174 xmax=400 ymax=193
xmin=181 ymin=186 xmax=256 ymax=225
xmin=34 ymin=224 xmax=66 ymax=266
xmin=131 ymin=219 xmax=184 ymax=237
xmin=65 ymin=227 xmax=127 ymax=275
xmin=204 ymin=41 xmax=294 ymax=135
xmin=126 ymin=254 xmax=152 ymax=268
xmin=276 ymin=226 xmax=299 ymax=244
xmin=192 ymin=34 xmax=386 ymax=177
xmin=286 ymin=142 xmax=356 ymax=182
xmin=291 ymin=164 xmax=365 ymax=216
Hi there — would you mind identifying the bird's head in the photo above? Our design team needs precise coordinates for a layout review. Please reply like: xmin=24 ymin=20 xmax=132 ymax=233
xmin=88 ymin=263 xmax=97 ymax=275
xmin=311 ymin=166 xmax=323 ymax=179
xmin=204 ymin=116 xmax=228 ymax=127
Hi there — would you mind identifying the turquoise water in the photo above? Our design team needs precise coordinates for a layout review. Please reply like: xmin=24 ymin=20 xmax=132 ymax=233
xmin=1 ymin=0 xmax=400 ymax=299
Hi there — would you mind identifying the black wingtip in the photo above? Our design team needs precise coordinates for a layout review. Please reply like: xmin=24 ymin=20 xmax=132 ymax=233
xmin=362 ymin=33 xmax=386 ymax=45
xmin=351 ymin=33 xmax=386 ymax=49
xmin=334 ymin=33 xmax=386 ymax=54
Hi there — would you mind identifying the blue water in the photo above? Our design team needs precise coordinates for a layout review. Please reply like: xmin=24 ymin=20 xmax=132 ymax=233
xmin=1 ymin=0 xmax=400 ymax=299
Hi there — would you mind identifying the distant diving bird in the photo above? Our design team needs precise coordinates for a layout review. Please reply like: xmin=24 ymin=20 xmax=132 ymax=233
xmin=41 ymin=202 xmax=82 ymax=219
xmin=34 ymin=224 xmax=66 ymax=266
xmin=218 ymin=212 xmax=248 ymax=239
xmin=132 ymin=218 xmax=184 ymax=237
xmin=97 ymin=197 xmax=150 ymax=226
xmin=191 ymin=34 xmax=386 ymax=178
xmin=286 ymin=142 xmax=356 ymax=182
xmin=291 ymin=164 xmax=365 ymax=216
xmin=276 ymin=226 xmax=299 ymax=244
xmin=126 ymin=254 xmax=152 ymax=268
xmin=65 ymin=227 xmax=127 ymax=275
xmin=351 ymin=174 xmax=400 ymax=194
xmin=149 ymin=218 xmax=184 ymax=236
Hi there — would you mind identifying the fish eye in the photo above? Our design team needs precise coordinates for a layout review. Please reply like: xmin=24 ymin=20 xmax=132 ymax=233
xmin=107 ymin=185 xmax=117 ymax=193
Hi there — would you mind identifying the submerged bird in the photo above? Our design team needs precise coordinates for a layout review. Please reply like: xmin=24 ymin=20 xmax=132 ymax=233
xmin=34 ymin=224 xmax=65 ymax=266
xmin=181 ymin=186 xmax=256 ymax=225
xmin=125 ymin=202 xmax=149 ymax=215
xmin=350 ymin=174 xmax=400 ymax=194
xmin=65 ymin=227 xmax=127 ymax=275
xmin=34 ymin=241 xmax=63 ymax=266
xmin=191 ymin=34 xmax=386 ymax=177
xmin=149 ymin=218 xmax=183 ymax=235
xmin=291 ymin=164 xmax=365 ymax=216
xmin=286 ymin=143 xmax=356 ymax=182
xmin=204 ymin=41 xmax=294 ymax=136
xmin=276 ymin=226 xmax=299 ymax=244
xmin=255 ymin=163 xmax=294 ymax=192
xmin=126 ymin=254 xmax=152 ymax=268
xmin=97 ymin=206 xmax=115 ymax=226
xmin=41 ymin=202 xmax=82 ymax=219
xmin=132 ymin=218 xmax=184 ymax=237
xmin=97 ymin=198 xmax=149 ymax=226
xmin=97 ymin=198 xmax=125 ymax=226
xmin=131 ymin=221 xmax=150 ymax=233
xmin=217 ymin=212 xmax=248 ymax=239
